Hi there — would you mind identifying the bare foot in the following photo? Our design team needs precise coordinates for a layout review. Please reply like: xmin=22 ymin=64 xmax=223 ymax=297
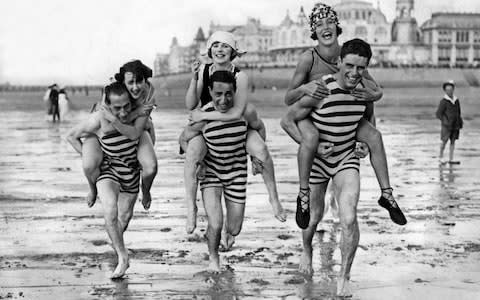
xmin=298 ymin=249 xmax=313 ymax=276
xmin=110 ymin=258 xmax=129 ymax=279
xmin=186 ymin=205 xmax=198 ymax=234
xmin=208 ymin=256 xmax=221 ymax=273
xmin=337 ymin=277 xmax=352 ymax=298
xmin=271 ymin=200 xmax=286 ymax=222
xmin=86 ymin=190 xmax=97 ymax=208
xmin=140 ymin=190 xmax=152 ymax=211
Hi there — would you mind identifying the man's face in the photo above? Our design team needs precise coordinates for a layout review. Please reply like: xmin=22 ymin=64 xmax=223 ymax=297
xmin=314 ymin=18 xmax=338 ymax=46
xmin=108 ymin=93 xmax=131 ymax=123
xmin=338 ymin=53 xmax=369 ymax=90
xmin=209 ymin=81 xmax=235 ymax=113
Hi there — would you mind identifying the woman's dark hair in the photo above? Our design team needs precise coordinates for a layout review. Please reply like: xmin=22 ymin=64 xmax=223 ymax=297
xmin=104 ymin=81 xmax=129 ymax=104
xmin=207 ymin=44 xmax=238 ymax=61
xmin=208 ymin=70 xmax=237 ymax=91
xmin=114 ymin=60 xmax=153 ymax=83
xmin=311 ymin=25 xmax=343 ymax=40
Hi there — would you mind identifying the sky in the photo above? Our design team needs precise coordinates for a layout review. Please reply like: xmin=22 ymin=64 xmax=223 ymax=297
xmin=1 ymin=0 xmax=480 ymax=85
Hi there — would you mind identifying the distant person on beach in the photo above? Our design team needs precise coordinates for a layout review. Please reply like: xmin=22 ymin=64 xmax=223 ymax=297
xmin=66 ymin=82 xmax=140 ymax=279
xmin=293 ymin=38 xmax=380 ymax=297
xmin=436 ymin=80 xmax=463 ymax=164
xmin=183 ymin=71 xmax=284 ymax=272
xmin=82 ymin=60 xmax=158 ymax=210
xmin=280 ymin=2 xmax=406 ymax=229
xmin=180 ymin=31 xmax=285 ymax=239
xmin=43 ymin=83 xmax=60 ymax=122
xmin=58 ymin=86 xmax=70 ymax=120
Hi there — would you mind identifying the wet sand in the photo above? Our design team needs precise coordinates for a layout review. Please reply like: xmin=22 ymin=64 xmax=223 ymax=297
xmin=1 ymin=88 xmax=480 ymax=299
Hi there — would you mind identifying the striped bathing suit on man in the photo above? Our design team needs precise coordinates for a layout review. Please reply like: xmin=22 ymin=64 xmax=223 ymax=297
xmin=199 ymin=105 xmax=248 ymax=204
xmin=309 ymin=74 xmax=373 ymax=184
xmin=97 ymin=130 xmax=141 ymax=193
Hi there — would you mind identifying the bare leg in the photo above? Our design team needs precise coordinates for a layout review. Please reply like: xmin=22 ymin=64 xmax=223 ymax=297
xmin=280 ymin=97 xmax=320 ymax=229
xmin=449 ymin=140 xmax=455 ymax=162
xmin=299 ymin=182 xmax=328 ymax=276
xmin=356 ymin=119 xmax=406 ymax=225
xmin=332 ymin=169 xmax=360 ymax=297
xmin=184 ymin=135 xmax=208 ymax=234
xmin=117 ymin=192 xmax=138 ymax=233
xmin=202 ymin=187 xmax=223 ymax=272
xmin=82 ymin=136 xmax=103 ymax=207
xmin=137 ymin=132 xmax=157 ymax=210
xmin=97 ymin=180 xmax=129 ymax=279
xmin=356 ymin=119 xmax=390 ymax=190
xmin=246 ymin=130 xmax=286 ymax=222
xmin=439 ymin=138 xmax=447 ymax=162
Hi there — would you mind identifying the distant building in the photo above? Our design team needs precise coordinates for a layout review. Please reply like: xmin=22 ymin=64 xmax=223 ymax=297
xmin=269 ymin=8 xmax=315 ymax=66
xmin=165 ymin=28 xmax=207 ymax=74
xmin=156 ymin=0 xmax=480 ymax=72
xmin=421 ymin=12 xmax=480 ymax=66
xmin=153 ymin=53 xmax=169 ymax=76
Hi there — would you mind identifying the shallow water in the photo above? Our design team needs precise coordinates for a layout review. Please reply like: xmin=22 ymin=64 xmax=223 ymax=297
xmin=1 ymin=90 xmax=480 ymax=299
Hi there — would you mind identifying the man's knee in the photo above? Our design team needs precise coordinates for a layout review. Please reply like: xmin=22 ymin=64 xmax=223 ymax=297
xmin=340 ymin=212 xmax=357 ymax=230
xmin=104 ymin=213 xmax=118 ymax=226
xmin=301 ymin=127 xmax=319 ymax=149
xmin=119 ymin=210 xmax=133 ymax=226
xmin=208 ymin=219 xmax=223 ymax=233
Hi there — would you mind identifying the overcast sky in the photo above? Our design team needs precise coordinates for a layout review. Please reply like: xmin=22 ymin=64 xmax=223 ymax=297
xmin=1 ymin=0 xmax=479 ymax=85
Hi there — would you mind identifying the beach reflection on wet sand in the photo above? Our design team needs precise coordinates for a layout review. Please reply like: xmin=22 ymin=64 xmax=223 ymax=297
xmin=1 ymin=88 xmax=480 ymax=299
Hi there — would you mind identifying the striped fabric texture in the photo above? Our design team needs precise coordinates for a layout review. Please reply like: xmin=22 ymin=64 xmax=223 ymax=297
xmin=97 ymin=130 xmax=141 ymax=193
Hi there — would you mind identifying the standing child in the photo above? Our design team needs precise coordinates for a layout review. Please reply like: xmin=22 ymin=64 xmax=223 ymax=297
xmin=436 ymin=80 xmax=463 ymax=164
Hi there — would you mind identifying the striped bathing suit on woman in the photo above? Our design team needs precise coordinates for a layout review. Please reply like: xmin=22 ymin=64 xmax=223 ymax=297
xmin=97 ymin=130 xmax=141 ymax=193
xmin=199 ymin=105 xmax=248 ymax=204
xmin=310 ymin=74 xmax=373 ymax=184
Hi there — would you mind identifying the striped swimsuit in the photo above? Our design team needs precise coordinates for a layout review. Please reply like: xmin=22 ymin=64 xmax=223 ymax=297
xmin=199 ymin=105 xmax=248 ymax=204
xmin=97 ymin=130 xmax=141 ymax=193
xmin=309 ymin=75 xmax=370 ymax=184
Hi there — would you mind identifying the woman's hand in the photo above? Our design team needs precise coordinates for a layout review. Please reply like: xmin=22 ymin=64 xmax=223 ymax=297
xmin=352 ymin=87 xmax=381 ymax=102
xmin=100 ymin=105 xmax=116 ymax=122
xmin=191 ymin=60 xmax=201 ymax=80
xmin=188 ymin=109 xmax=204 ymax=124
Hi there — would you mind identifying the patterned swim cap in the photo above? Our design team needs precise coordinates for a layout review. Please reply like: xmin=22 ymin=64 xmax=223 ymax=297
xmin=309 ymin=3 xmax=340 ymax=33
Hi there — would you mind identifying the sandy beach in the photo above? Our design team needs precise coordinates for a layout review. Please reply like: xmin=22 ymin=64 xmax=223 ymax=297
xmin=1 ymin=87 xmax=480 ymax=299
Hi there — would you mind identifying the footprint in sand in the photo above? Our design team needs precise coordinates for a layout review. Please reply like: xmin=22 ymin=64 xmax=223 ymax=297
xmin=91 ymin=240 xmax=108 ymax=246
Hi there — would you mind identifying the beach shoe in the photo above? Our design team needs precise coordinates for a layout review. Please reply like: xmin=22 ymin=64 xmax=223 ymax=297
xmin=296 ymin=188 xmax=311 ymax=229
xmin=378 ymin=190 xmax=407 ymax=226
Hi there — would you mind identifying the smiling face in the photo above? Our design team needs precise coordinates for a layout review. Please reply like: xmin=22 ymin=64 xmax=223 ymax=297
xmin=314 ymin=18 xmax=338 ymax=46
xmin=209 ymin=81 xmax=235 ymax=113
xmin=210 ymin=42 xmax=234 ymax=64
xmin=124 ymin=72 xmax=147 ymax=100
xmin=337 ymin=53 xmax=369 ymax=90
xmin=108 ymin=92 xmax=131 ymax=123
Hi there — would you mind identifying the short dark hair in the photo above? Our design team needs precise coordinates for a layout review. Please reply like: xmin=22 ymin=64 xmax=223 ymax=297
xmin=104 ymin=81 xmax=129 ymax=104
xmin=311 ymin=25 xmax=343 ymax=40
xmin=208 ymin=71 xmax=237 ymax=91
xmin=340 ymin=38 xmax=372 ymax=63
xmin=114 ymin=59 xmax=152 ymax=83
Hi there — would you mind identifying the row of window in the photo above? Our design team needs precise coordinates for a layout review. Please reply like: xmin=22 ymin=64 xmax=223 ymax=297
xmin=436 ymin=30 xmax=480 ymax=43
xmin=438 ymin=46 xmax=480 ymax=60
xmin=338 ymin=10 xmax=373 ymax=21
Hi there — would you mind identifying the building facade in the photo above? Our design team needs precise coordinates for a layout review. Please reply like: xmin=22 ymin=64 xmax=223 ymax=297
xmin=421 ymin=13 xmax=480 ymax=66
xmin=156 ymin=0 xmax=480 ymax=75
